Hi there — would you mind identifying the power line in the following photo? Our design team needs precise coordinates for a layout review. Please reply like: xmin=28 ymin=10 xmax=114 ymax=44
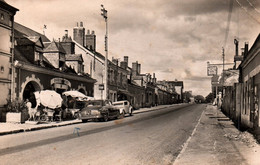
xmin=235 ymin=0 xmax=260 ymax=24
xmin=246 ymin=0 xmax=260 ymax=15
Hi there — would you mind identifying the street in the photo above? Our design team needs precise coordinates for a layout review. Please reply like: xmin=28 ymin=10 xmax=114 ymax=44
xmin=0 ymin=104 xmax=204 ymax=165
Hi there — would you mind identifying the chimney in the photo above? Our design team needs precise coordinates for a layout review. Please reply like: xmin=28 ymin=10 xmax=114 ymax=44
xmin=137 ymin=63 xmax=141 ymax=74
xmin=65 ymin=30 xmax=68 ymax=38
xmin=132 ymin=62 xmax=138 ymax=76
xmin=73 ymin=21 xmax=85 ymax=47
xmin=85 ymin=29 xmax=96 ymax=51
xmin=124 ymin=56 xmax=128 ymax=67
xmin=234 ymin=38 xmax=239 ymax=56
xmin=244 ymin=42 xmax=249 ymax=58
xmin=112 ymin=57 xmax=118 ymax=65
xmin=120 ymin=61 xmax=127 ymax=70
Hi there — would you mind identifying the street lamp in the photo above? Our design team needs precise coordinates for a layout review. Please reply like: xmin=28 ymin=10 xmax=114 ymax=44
xmin=101 ymin=4 xmax=108 ymax=100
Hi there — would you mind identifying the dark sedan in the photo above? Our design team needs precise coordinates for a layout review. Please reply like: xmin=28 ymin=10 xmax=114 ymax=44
xmin=78 ymin=100 xmax=120 ymax=122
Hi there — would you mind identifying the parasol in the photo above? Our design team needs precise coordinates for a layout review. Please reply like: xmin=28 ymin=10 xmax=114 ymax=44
xmin=63 ymin=90 xmax=88 ymax=99
xmin=39 ymin=90 xmax=62 ymax=109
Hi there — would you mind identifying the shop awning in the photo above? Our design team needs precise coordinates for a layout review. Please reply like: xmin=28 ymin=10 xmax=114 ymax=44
xmin=118 ymin=89 xmax=133 ymax=97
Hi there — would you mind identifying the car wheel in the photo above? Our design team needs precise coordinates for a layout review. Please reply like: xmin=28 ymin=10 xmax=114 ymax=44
xmin=82 ymin=119 xmax=88 ymax=123
xmin=119 ymin=110 xmax=125 ymax=119
xmin=103 ymin=114 xmax=108 ymax=122
xmin=74 ymin=112 xmax=80 ymax=119
xmin=129 ymin=108 xmax=133 ymax=116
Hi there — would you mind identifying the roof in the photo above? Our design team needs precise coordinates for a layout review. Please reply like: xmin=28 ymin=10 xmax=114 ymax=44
xmin=167 ymin=81 xmax=184 ymax=87
xmin=14 ymin=47 xmax=30 ymax=63
xmin=240 ymin=33 xmax=260 ymax=68
xmin=14 ymin=22 xmax=50 ymax=42
xmin=0 ymin=0 xmax=19 ymax=14
xmin=65 ymin=54 xmax=83 ymax=62
xmin=44 ymin=41 xmax=66 ymax=54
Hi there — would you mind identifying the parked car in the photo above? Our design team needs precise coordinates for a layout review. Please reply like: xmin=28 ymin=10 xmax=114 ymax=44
xmin=78 ymin=100 xmax=120 ymax=122
xmin=112 ymin=100 xmax=133 ymax=118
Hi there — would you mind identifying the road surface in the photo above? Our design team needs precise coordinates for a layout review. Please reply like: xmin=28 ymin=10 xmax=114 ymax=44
xmin=0 ymin=104 xmax=205 ymax=165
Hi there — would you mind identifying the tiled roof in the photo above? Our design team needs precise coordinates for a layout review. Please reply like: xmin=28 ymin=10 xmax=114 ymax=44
xmin=14 ymin=22 xmax=50 ymax=42
xmin=14 ymin=47 xmax=30 ymax=63
xmin=65 ymin=54 xmax=83 ymax=62
xmin=44 ymin=41 xmax=66 ymax=54
xmin=43 ymin=42 xmax=51 ymax=48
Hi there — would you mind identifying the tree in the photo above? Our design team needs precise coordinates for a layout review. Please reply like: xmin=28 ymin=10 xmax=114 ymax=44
xmin=194 ymin=95 xmax=205 ymax=103
xmin=205 ymin=92 xmax=214 ymax=103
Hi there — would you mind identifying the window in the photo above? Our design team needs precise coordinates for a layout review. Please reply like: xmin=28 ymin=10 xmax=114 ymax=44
xmin=0 ymin=66 xmax=4 ymax=73
xmin=1 ymin=13 xmax=4 ymax=20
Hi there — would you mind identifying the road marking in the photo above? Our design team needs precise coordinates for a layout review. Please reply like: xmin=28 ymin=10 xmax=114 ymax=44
xmin=173 ymin=109 xmax=204 ymax=165
xmin=73 ymin=127 xmax=80 ymax=136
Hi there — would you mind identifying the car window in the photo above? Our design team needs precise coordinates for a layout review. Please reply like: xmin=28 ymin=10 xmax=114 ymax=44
xmin=113 ymin=103 xmax=123 ymax=106
xmin=124 ymin=102 xmax=128 ymax=105
xmin=87 ymin=101 xmax=102 ymax=107
xmin=76 ymin=101 xmax=86 ymax=109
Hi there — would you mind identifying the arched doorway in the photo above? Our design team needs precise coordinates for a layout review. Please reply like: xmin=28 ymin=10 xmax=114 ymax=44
xmin=78 ymin=88 xmax=86 ymax=95
xmin=23 ymin=81 xmax=41 ymax=108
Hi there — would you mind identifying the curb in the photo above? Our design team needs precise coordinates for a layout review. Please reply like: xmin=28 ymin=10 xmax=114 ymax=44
xmin=0 ymin=121 xmax=82 ymax=136
xmin=0 ymin=104 xmax=183 ymax=136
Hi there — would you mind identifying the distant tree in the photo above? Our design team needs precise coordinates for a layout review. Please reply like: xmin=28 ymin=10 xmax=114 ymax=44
xmin=205 ymin=92 xmax=214 ymax=103
xmin=194 ymin=95 xmax=205 ymax=103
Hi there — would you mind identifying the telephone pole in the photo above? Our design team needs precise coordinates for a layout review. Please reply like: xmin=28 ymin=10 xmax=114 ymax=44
xmin=222 ymin=47 xmax=225 ymax=85
xmin=101 ymin=4 xmax=108 ymax=100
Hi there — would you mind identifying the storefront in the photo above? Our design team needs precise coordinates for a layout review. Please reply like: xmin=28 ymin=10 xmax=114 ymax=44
xmin=14 ymin=60 xmax=95 ymax=107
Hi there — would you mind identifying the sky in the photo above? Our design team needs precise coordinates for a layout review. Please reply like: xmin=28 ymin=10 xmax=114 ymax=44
xmin=7 ymin=0 xmax=260 ymax=97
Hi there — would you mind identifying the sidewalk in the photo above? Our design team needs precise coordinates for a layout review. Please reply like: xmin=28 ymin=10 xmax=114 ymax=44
xmin=0 ymin=104 xmax=178 ymax=136
xmin=174 ymin=104 xmax=260 ymax=165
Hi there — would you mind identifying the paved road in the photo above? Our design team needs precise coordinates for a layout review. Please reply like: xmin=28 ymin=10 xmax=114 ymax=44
xmin=0 ymin=104 xmax=205 ymax=165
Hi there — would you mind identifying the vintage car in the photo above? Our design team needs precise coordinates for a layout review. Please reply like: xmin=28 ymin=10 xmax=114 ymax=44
xmin=112 ymin=100 xmax=133 ymax=118
xmin=78 ymin=100 xmax=120 ymax=122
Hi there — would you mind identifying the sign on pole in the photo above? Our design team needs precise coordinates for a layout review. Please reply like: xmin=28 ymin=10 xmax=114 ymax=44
xmin=207 ymin=66 xmax=218 ymax=76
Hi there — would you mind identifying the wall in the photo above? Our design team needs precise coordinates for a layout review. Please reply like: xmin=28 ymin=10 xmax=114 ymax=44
xmin=74 ymin=43 xmax=104 ymax=99
xmin=0 ymin=8 xmax=13 ymax=108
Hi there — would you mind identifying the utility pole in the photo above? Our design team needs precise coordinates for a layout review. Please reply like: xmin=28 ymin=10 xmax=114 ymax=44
xmin=101 ymin=4 xmax=108 ymax=100
xmin=222 ymin=47 xmax=225 ymax=98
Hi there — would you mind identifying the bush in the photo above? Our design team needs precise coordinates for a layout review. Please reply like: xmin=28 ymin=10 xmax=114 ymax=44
xmin=5 ymin=98 xmax=27 ymax=113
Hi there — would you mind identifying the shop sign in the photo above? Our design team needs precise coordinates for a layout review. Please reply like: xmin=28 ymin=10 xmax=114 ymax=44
xmin=54 ymin=84 xmax=68 ymax=90
xmin=207 ymin=66 xmax=218 ymax=76
xmin=50 ymin=78 xmax=71 ymax=87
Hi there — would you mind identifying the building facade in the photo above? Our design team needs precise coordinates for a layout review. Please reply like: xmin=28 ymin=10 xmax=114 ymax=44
xmin=0 ymin=0 xmax=18 ymax=111
xmin=240 ymin=34 xmax=260 ymax=131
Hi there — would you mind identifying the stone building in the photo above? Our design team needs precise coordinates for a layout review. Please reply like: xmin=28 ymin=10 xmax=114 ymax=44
xmin=73 ymin=22 xmax=130 ymax=101
xmin=14 ymin=23 xmax=95 ymax=99
xmin=0 ymin=0 xmax=18 ymax=114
